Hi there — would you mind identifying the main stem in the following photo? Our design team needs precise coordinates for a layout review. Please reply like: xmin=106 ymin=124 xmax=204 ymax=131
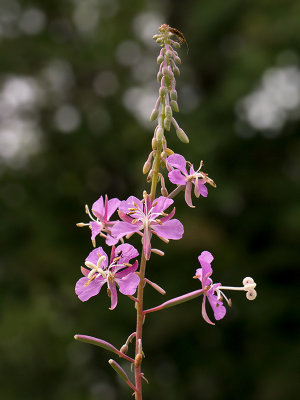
xmin=134 ymin=138 xmax=163 ymax=399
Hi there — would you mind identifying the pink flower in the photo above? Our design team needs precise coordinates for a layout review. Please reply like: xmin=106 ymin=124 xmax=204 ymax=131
xmin=78 ymin=195 xmax=121 ymax=246
xmin=195 ymin=251 xmax=226 ymax=325
xmin=167 ymin=153 xmax=216 ymax=208
xmin=111 ymin=195 xmax=184 ymax=260
xmin=75 ymin=244 xmax=140 ymax=310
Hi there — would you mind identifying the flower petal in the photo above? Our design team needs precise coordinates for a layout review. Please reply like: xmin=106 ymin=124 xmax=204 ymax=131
xmin=108 ymin=280 xmax=118 ymax=310
xmin=105 ymin=234 xmax=119 ymax=246
xmin=151 ymin=196 xmax=174 ymax=215
xmin=106 ymin=198 xmax=121 ymax=220
xmin=111 ymin=221 xmax=142 ymax=239
xmin=115 ymin=261 xmax=139 ymax=278
xmin=168 ymin=169 xmax=187 ymax=186
xmin=199 ymin=183 xmax=208 ymax=197
xmin=90 ymin=221 xmax=103 ymax=241
xmin=86 ymin=247 xmax=108 ymax=268
xmin=91 ymin=196 xmax=104 ymax=220
xmin=75 ymin=276 xmax=106 ymax=302
xmin=208 ymin=293 xmax=226 ymax=321
xmin=201 ymin=295 xmax=215 ymax=325
xmin=184 ymin=181 xmax=195 ymax=208
xmin=116 ymin=273 xmax=140 ymax=295
xmin=167 ymin=153 xmax=188 ymax=175
xmin=152 ymin=219 xmax=184 ymax=240
xmin=119 ymin=196 xmax=143 ymax=216
xmin=115 ymin=244 xmax=139 ymax=264
xmin=199 ymin=251 xmax=214 ymax=264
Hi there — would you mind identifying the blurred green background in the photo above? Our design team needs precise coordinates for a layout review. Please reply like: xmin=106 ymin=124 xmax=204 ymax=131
xmin=0 ymin=0 xmax=299 ymax=399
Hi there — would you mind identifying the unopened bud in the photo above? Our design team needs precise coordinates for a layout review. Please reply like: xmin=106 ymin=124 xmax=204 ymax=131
xmin=120 ymin=344 xmax=128 ymax=354
xmin=157 ymin=71 xmax=163 ymax=82
xmin=152 ymin=34 xmax=160 ymax=39
xmin=171 ymin=40 xmax=181 ymax=48
xmin=160 ymin=159 xmax=166 ymax=169
xmin=176 ymin=128 xmax=189 ymax=143
xmin=170 ymin=90 xmax=177 ymax=101
xmin=162 ymin=67 xmax=173 ymax=80
xmin=173 ymin=65 xmax=180 ymax=76
xmin=165 ymin=105 xmax=172 ymax=120
xmin=164 ymin=147 xmax=174 ymax=156
xmin=174 ymin=55 xmax=181 ymax=64
xmin=150 ymin=108 xmax=159 ymax=121
xmin=166 ymin=50 xmax=173 ymax=58
xmin=143 ymin=152 xmax=153 ymax=174
xmin=156 ymin=126 xmax=164 ymax=141
xmin=152 ymin=137 xmax=158 ymax=150
xmin=170 ymin=100 xmax=179 ymax=112
xmin=156 ymin=38 xmax=163 ymax=43
xmin=157 ymin=55 xmax=164 ymax=64
xmin=164 ymin=118 xmax=171 ymax=131
xmin=134 ymin=353 xmax=143 ymax=367
xmin=159 ymin=87 xmax=167 ymax=97
xmin=147 ymin=169 xmax=153 ymax=182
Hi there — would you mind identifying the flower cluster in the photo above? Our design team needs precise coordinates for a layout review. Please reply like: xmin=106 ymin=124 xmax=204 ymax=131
xmin=74 ymin=24 xmax=257 ymax=400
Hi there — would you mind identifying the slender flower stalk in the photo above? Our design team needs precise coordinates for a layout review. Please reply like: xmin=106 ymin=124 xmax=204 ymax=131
xmin=74 ymin=24 xmax=257 ymax=400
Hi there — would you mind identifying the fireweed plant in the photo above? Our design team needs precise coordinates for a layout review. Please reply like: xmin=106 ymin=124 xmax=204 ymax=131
xmin=74 ymin=24 xmax=257 ymax=399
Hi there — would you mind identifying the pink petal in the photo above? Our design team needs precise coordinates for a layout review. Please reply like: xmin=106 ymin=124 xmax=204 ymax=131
xmin=111 ymin=221 xmax=142 ymax=239
xmin=160 ymin=207 xmax=175 ymax=223
xmin=118 ymin=210 xmax=134 ymax=223
xmin=168 ymin=169 xmax=187 ymax=186
xmin=91 ymin=196 xmax=104 ymax=220
xmin=116 ymin=273 xmax=140 ymax=295
xmin=208 ymin=293 xmax=226 ymax=321
xmin=86 ymin=247 xmax=108 ymax=268
xmin=105 ymin=234 xmax=119 ymax=246
xmin=201 ymin=295 xmax=215 ymax=325
xmin=167 ymin=153 xmax=188 ymax=175
xmin=151 ymin=196 xmax=174 ymax=215
xmin=90 ymin=221 xmax=103 ymax=241
xmin=115 ymin=244 xmax=139 ymax=264
xmin=108 ymin=280 xmax=118 ymax=310
xmin=75 ymin=276 xmax=106 ymax=302
xmin=184 ymin=181 xmax=195 ymax=208
xmin=106 ymin=198 xmax=121 ymax=220
xmin=115 ymin=261 xmax=139 ymax=278
xmin=199 ymin=251 xmax=214 ymax=264
xmin=119 ymin=196 xmax=143 ymax=215
xmin=81 ymin=266 xmax=89 ymax=277
xmin=199 ymin=183 xmax=208 ymax=197
xmin=151 ymin=219 xmax=184 ymax=240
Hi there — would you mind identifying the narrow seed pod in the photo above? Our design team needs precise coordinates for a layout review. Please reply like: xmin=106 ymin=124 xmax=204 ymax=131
xmin=170 ymin=100 xmax=179 ymax=112
xmin=176 ymin=128 xmax=189 ymax=143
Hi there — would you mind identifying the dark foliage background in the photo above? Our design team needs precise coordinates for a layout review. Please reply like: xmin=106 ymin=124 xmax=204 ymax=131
xmin=0 ymin=1 xmax=299 ymax=399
